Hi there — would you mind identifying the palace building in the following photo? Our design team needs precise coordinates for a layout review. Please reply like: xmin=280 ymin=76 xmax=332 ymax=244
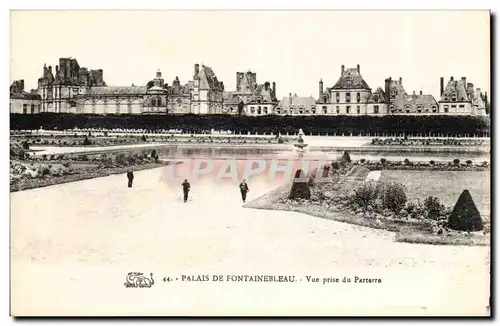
xmin=385 ymin=77 xmax=439 ymax=114
xmin=438 ymin=76 xmax=488 ymax=116
xmin=222 ymin=71 xmax=278 ymax=115
xmin=10 ymin=79 xmax=41 ymax=114
xmin=11 ymin=58 xmax=489 ymax=116
xmin=317 ymin=65 xmax=375 ymax=115
xmin=28 ymin=58 xmax=225 ymax=115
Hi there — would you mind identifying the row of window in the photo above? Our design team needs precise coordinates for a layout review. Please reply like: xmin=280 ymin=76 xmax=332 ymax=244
xmin=21 ymin=104 xmax=39 ymax=114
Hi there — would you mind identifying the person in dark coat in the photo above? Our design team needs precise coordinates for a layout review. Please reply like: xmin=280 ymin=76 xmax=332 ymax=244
xmin=182 ymin=179 xmax=190 ymax=203
xmin=127 ymin=170 xmax=134 ymax=188
xmin=239 ymin=179 xmax=250 ymax=203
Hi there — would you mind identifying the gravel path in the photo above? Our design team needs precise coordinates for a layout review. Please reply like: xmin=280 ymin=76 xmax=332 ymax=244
xmin=10 ymin=166 xmax=490 ymax=316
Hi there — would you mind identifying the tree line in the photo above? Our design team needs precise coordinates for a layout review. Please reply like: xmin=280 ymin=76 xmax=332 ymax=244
xmin=10 ymin=113 xmax=491 ymax=137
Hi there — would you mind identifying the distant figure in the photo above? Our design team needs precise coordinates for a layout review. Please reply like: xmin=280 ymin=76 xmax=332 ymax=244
xmin=182 ymin=179 xmax=191 ymax=203
xmin=298 ymin=135 xmax=304 ymax=144
xmin=127 ymin=170 xmax=134 ymax=188
xmin=239 ymin=179 xmax=250 ymax=203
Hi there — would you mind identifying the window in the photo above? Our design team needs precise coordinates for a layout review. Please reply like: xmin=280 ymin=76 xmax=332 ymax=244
xmin=374 ymin=105 xmax=379 ymax=114
xmin=250 ymin=106 xmax=255 ymax=114
xmin=276 ymin=108 xmax=281 ymax=114
xmin=323 ymin=97 xmax=327 ymax=103
xmin=336 ymin=93 xmax=340 ymax=103
xmin=346 ymin=106 xmax=350 ymax=114
xmin=31 ymin=104 xmax=35 ymax=114
xmin=451 ymin=105 xmax=457 ymax=109
xmin=417 ymin=110 xmax=422 ymax=113
xmin=406 ymin=110 xmax=411 ymax=113
xmin=257 ymin=106 xmax=262 ymax=115
xmin=451 ymin=93 xmax=457 ymax=102
xmin=356 ymin=93 xmax=360 ymax=103
xmin=311 ymin=107 xmax=316 ymax=114
xmin=158 ymin=98 xmax=162 ymax=106
xmin=336 ymin=106 xmax=340 ymax=114
xmin=357 ymin=106 xmax=360 ymax=114
xmin=23 ymin=104 xmax=27 ymax=114
xmin=152 ymin=99 xmax=156 ymax=106
xmin=344 ymin=78 xmax=352 ymax=88
xmin=73 ymin=88 xmax=78 ymax=93
xmin=373 ymin=95 xmax=379 ymax=103
xmin=444 ymin=105 xmax=449 ymax=113
xmin=322 ymin=106 xmax=327 ymax=114
xmin=263 ymin=107 xmax=268 ymax=115
xmin=346 ymin=93 xmax=351 ymax=103
xmin=299 ymin=108 xmax=304 ymax=114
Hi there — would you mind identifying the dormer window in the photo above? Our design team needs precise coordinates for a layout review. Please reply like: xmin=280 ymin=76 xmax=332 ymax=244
xmin=323 ymin=97 xmax=327 ymax=103
xmin=345 ymin=78 xmax=352 ymax=88
xmin=405 ymin=105 xmax=411 ymax=109
xmin=451 ymin=93 xmax=457 ymax=102
xmin=336 ymin=93 xmax=340 ymax=103
xmin=311 ymin=107 xmax=316 ymax=114
xmin=373 ymin=95 xmax=379 ymax=103
xmin=322 ymin=106 xmax=327 ymax=114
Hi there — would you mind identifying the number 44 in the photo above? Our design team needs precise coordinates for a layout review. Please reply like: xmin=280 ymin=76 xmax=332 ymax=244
xmin=163 ymin=277 xmax=172 ymax=282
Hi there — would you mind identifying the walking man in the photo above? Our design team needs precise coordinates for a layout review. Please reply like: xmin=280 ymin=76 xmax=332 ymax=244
xmin=239 ymin=179 xmax=250 ymax=203
xmin=182 ymin=179 xmax=191 ymax=203
xmin=127 ymin=170 xmax=134 ymax=188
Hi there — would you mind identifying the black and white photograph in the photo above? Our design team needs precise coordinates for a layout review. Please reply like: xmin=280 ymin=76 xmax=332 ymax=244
xmin=7 ymin=8 xmax=492 ymax=317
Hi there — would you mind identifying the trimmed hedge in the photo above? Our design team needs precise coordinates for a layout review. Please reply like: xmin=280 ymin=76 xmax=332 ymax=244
xmin=10 ymin=113 xmax=490 ymax=136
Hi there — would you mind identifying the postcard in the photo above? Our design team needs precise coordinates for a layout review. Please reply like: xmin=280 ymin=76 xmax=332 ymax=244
xmin=9 ymin=9 xmax=491 ymax=317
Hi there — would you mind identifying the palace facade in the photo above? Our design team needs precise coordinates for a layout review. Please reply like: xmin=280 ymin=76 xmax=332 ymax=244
xmin=11 ymin=57 xmax=489 ymax=116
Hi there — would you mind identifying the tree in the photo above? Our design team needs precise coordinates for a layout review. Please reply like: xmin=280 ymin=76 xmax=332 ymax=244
xmin=289 ymin=169 xmax=311 ymax=200
xmin=448 ymin=190 xmax=483 ymax=231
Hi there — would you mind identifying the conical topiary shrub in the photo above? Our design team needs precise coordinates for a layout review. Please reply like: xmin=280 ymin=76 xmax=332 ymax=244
xmin=289 ymin=169 xmax=311 ymax=200
xmin=341 ymin=151 xmax=351 ymax=164
xmin=448 ymin=189 xmax=483 ymax=231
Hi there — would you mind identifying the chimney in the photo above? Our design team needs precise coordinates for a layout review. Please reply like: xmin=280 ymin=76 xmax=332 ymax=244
xmin=194 ymin=64 xmax=200 ymax=76
xmin=48 ymin=66 xmax=52 ymax=74
xmin=450 ymin=76 xmax=454 ymax=81
xmin=357 ymin=64 xmax=360 ymax=73
xmin=341 ymin=65 xmax=345 ymax=74
xmin=462 ymin=77 xmax=466 ymax=85
xmin=440 ymin=77 xmax=444 ymax=96
xmin=384 ymin=78 xmax=391 ymax=101
xmin=289 ymin=93 xmax=292 ymax=98
xmin=399 ymin=77 xmax=402 ymax=84
xmin=264 ymin=82 xmax=270 ymax=91
xmin=420 ymin=91 xmax=423 ymax=95
xmin=272 ymin=82 xmax=276 ymax=96
xmin=319 ymin=79 xmax=323 ymax=98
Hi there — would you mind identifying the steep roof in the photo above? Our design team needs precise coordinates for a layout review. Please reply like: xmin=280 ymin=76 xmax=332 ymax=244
xmin=332 ymin=68 xmax=370 ymax=90
xmin=279 ymin=94 xmax=316 ymax=108
xmin=223 ymin=91 xmax=241 ymax=105
xmin=441 ymin=78 xmax=471 ymax=102
xmin=367 ymin=87 xmax=388 ymax=103
xmin=10 ymin=92 xmax=41 ymax=100
xmin=197 ymin=65 xmax=224 ymax=91
xmin=87 ymin=86 xmax=146 ymax=95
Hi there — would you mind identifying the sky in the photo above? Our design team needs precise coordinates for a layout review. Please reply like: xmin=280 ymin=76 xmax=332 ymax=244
xmin=10 ymin=10 xmax=490 ymax=100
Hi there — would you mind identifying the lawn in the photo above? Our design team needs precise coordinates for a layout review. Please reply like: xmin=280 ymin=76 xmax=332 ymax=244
xmin=380 ymin=170 xmax=490 ymax=217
